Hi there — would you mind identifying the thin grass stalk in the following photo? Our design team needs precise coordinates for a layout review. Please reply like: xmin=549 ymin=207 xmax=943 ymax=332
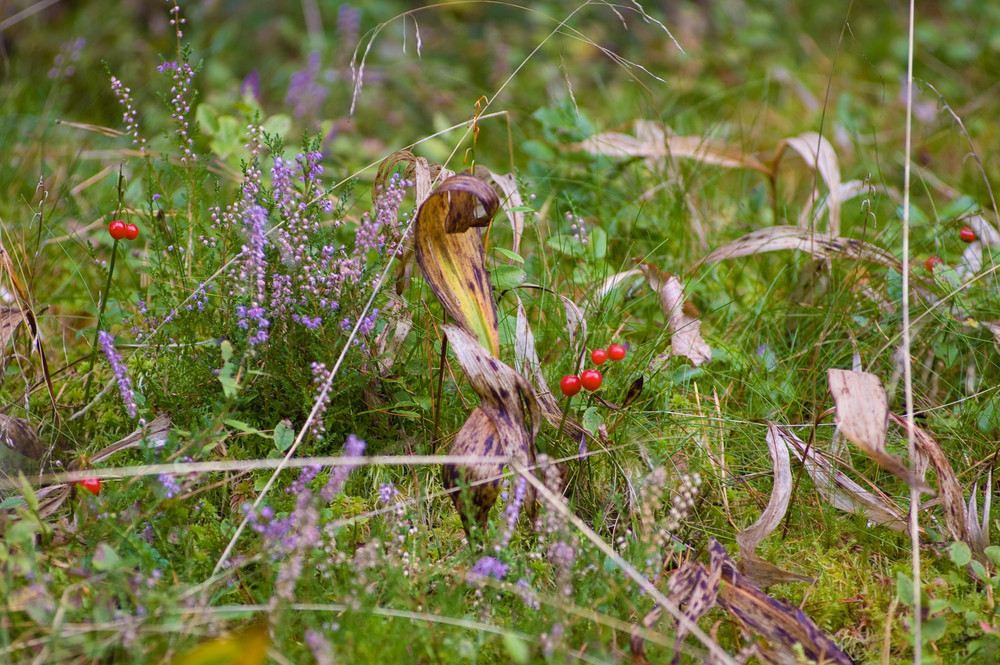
xmin=900 ymin=0 xmax=921 ymax=661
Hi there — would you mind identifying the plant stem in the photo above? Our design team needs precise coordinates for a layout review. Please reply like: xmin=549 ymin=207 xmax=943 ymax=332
xmin=82 ymin=238 xmax=119 ymax=404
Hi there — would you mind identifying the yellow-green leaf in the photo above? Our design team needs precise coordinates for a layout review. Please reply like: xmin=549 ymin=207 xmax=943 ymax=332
xmin=415 ymin=174 xmax=501 ymax=356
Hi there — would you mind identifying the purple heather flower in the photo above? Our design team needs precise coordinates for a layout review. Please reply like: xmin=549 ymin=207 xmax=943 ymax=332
xmin=98 ymin=330 xmax=138 ymax=419
xmin=286 ymin=51 xmax=328 ymax=119
xmin=320 ymin=434 xmax=366 ymax=501
xmin=305 ymin=630 xmax=334 ymax=665
xmin=109 ymin=74 xmax=145 ymax=153
xmin=241 ymin=69 xmax=260 ymax=101
xmin=159 ymin=473 xmax=181 ymax=499
xmin=158 ymin=59 xmax=196 ymax=163
xmin=378 ymin=482 xmax=399 ymax=505
xmin=467 ymin=556 xmax=509 ymax=582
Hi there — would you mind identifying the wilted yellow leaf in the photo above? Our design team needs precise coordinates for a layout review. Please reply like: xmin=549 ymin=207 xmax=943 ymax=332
xmin=171 ymin=623 xmax=270 ymax=665
xmin=415 ymin=174 xmax=501 ymax=356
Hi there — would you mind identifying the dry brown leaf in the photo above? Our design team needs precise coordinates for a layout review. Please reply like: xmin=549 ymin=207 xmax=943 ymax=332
xmin=829 ymin=370 xmax=933 ymax=493
xmin=966 ymin=470 xmax=993 ymax=556
xmin=0 ymin=306 xmax=27 ymax=356
xmin=374 ymin=295 xmax=413 ymax=376
xmin=474 ymin=165 xmax=525 ymax=257
xmin=774 ymin=132 xmax=842 ymax=235
xmin=375 ymin=149 xmax=451 ymax=208
xmin=577 ymin=121 xmax=771 ymax=176
xmin=441 ymin=324 xmax=539 ymax=535
xmin=595 ymin=269 xmax=643 ymax=300
xmin=638 ymin=262 xmax=711 ymax=366
xmin=513 ymin=298 xmax=597 ymax=444
xmin=694 ymin=225 xmax=900 ymax=272
xmin=888 ymin=412 xmax=972 ymax=551
xmin=0 ymin=414 xmax=43 ymax=461
xmin=734 ymin=423 xmax=814 ymax=586
xmin=775 ymin=424 xmax=907 ymax=532
xmin=713 ymin=541 xmax=852 ymax=665
xmin=630 ymin=547 xmax=723 ymax=665
xmin=966 ymin=213 xmax=1000 ymax=246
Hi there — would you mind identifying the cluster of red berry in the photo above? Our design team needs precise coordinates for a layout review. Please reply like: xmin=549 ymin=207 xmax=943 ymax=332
xmin=560 ymin=343 xmax=627 ymax=397
xmin=926 ymin=225 xmax=976 ymax=272
xmin=108 ymin=219 xmax=140 ymax=241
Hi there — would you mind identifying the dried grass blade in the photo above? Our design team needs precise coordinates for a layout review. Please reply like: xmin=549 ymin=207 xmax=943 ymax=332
xmin=734 ymin=423 xmax=814 ymax=586
xmin=577 ymin=123 xmax=771 ymax=176
xmin=512 ymin=298 xmax=594 ymax=443
xmin=776 ymin=424 xmax=907 ymax=532
xmin=888 ymin=412 xmax=972 ymax=550
xmin=693 ymin=226 xmax=901 ymax=272
xmin=594 ymin=269 xmax=643 ymax=300
xmin=774 ymin=132 xmax=842 ymax=234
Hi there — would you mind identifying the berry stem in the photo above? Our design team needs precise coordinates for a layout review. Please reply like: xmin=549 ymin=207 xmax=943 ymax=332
xmin=83 ymin=166 xmax=127 ymax=404
xmin=557 ymin=332 xmax=591 ymax=436
xmin=83 ymin=237 xmax=120 ymax=404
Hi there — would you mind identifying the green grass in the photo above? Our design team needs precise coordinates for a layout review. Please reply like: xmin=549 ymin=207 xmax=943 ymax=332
xmin=2 ymin=1 xmax=1000 ymax=664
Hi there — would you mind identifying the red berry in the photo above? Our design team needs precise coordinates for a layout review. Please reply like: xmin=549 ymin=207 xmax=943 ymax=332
xmin=607 ymin=343 xmax=627 ymax=361
xmin=124 ymin=223 xmax=139 ymax=240
xmin=591 ymin=348 xmax=608 ymax=365
xmin=79 ymin=478 xmax=101 ymax=495
xmin=108 ymin=220 xmax=127 ymax=240
xmin=925 ymin=255 xmax=944 ymax=272
xmin=960 ymin=226 xmax=977 ymax=243
xmin=560 ymin=375 xmax=582 ymax=397
xmin=580 ymin=369 xmax=603 ymax=391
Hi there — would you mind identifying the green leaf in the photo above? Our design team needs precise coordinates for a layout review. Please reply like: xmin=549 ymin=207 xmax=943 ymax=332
xmin=92 ymin=542 xmax=124 ymax=572
xmin=546 ymin=234 xmax=585 ymax=258
xmin=591 ymin=225 xmax=607 ymax=260
xmin=195 ymin=103 xmax=220 ymax=135
xmin=922 ymin=616 xmax=947 ymax=642
xmin=223 ymin=419 xmax=263 ymax=436
xmin=582 ymin=406 xmax=603 ymax=435
xmin=984 ymin=546 xmax=1000 ymax=567
xmin=949 ymin=541 xmax=972 ymax=567
xmin=494 ymin=247 xmax=525 ymax=264
xmin=273 ymin=420 xmax=295 ymax=452
xmin=502 ymin=634 xmax=530 ymax=664
xmin=218 ymin=340 xmax=239 ymax=398
xmin=0 ymin=496 xmax=25 ymax=510
xmin=896 ymin=571 xmax=914 ymax=605
xmin=970 ymin=559 xmax=988 ymax=581
xmin=492 ymin=264 xmax=527 ymax=291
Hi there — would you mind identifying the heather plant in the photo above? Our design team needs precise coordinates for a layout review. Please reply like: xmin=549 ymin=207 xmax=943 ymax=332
xmin=2 ymin=1 xmax=1000 ymax=664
